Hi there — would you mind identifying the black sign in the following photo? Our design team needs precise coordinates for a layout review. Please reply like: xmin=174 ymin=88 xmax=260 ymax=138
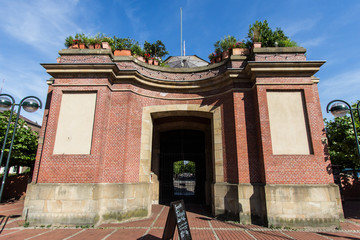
xmin=162 ymin=200 xmax=192 ymax=240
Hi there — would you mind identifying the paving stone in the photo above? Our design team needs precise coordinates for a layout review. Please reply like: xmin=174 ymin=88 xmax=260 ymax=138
xmin=248 ymin=230 xmax=293 ymax=240
xmin=340 ymin=221 xmax=360 ymax=231
xmin=66 ymin=228 xmax=115 ymax=239
xmin=316 ymin=231 xmax=360 ymax=239
xmin=27 ymin=229 xmax=83 ymax=240
xmin=0 ymin=200 xmax=359 ymax=239
xmin=0 ymin=229 xmax=50 ymax=240
xmin=105 ymin=229 xmax=147 ymax=239
xmin=284 ymin=231 xmax=331 ymax=240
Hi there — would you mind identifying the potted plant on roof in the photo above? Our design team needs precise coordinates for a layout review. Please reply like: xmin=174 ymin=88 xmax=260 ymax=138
xmin=72 ymin=39 xmax=81 ymax=49
xmin=208 ymin=53 xmax=216 ymax=64
xmin=144 ymin=40 xmax=168 ymax=65
xmin=112 ymin=37 xmax=135 ymax=56
xmin=64 ymin=34 xmax=82 ymax=49
xmin=88 ymin=37 xmax=96 ymax=49
xmin=219 ymin=35 xmax=237 ymax=59
xmin=94 ymin=33 xmax=103 ymax=49
xmin=232 ymin=41 xmax=249 ymax=55
xmin=144 ymin=53 xmax=153 ymax=64
xmin=75 ymin=33 xmax=87 ymax=49
xmin=245 ymin=20 xmax=298 ymax=48
xmin=153 ymin=57 xmax=160 ymax=66
xmin=131 ymin=44 xmax=145 ymax=62
xmin=65 ymin=35 xmax=74 ymax=48
xmin=245 ymin=21 xmax=264 ymax=48
xmin=215 ymin=48 xmax=222 ymax=63
xmin=101 ymin=36 xmax=113 ymax=50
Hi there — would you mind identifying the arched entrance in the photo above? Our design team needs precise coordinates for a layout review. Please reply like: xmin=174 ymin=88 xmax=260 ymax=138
xmin=139 ymin=105 xmax=225 ymax=215
xmin=159 ymin=130 xmax=206 ymax=204
xmin=150 ymin=114 xmax=214 ymax=207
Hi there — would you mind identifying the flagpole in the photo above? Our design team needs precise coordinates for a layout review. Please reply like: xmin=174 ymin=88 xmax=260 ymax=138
xmin=180 ymin=8 xmax=182 ymax=56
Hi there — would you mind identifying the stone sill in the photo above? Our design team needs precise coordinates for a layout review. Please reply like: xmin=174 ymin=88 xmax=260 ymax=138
xmin=59 ymin=48 xmax=113 ymax=56
xmin=253 ymin=47 xmax=306 ymax=54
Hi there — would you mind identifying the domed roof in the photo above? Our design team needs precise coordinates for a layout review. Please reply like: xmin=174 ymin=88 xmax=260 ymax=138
xmin=164 ymin=55 xmax=209 ymax=68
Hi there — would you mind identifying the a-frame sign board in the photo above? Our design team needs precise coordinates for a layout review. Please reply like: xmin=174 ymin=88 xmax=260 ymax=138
xmin=162 ymin=200 xmax=192 ymax=240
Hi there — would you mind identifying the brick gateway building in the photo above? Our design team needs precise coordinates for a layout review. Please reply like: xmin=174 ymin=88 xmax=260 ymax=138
xmin=24 ymin=47 xmax=343 ymax=227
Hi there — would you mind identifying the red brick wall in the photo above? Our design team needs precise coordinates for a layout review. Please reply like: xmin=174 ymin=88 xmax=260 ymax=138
xmin=255 ymin=81 xmax=333 ymax=184
xmin=35 ymin=50 xmax=334 ymax=186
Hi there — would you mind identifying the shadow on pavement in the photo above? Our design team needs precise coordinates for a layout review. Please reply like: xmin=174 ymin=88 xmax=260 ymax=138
xmin=138 ymin=234 xmax=161 ymax=240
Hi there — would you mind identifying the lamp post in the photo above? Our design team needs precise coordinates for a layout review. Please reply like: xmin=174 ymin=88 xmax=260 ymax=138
xmin=0 ymin=94 xmax=42 ymax=202
xmin=326 ymin=100 xmax=360 ymax=174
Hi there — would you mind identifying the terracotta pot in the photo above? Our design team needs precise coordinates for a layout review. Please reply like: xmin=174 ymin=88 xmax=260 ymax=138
xmin=114 ymin=49 xmax=132 ymax=56
xmin=71 ymin=43 xmax=79 ymax=49
xmin=88 ymin=44 xmax=94 ymax=49
xmin=147 ymin=58 xmax=154 ymax=65
xmin=253 ymin=42 xmax=262 ymax=48
xmin=232 ymin=48 xmax=250 ymax=55
xmin=94 ymin=43 xmax=101 ymax=49
xmin=210 ymin=59 xmax=215 ymax=64
xmin=222 ymin=50 xmax=230 ymax=59
xmin=79 ymin=43 xmax=86 ymax=49
xmin=153 ymin=60 xmax=159 ymax=66
xmin=102 ymin=42 xmax=111 ymax=49
xmin=215 ymin=56 xmax=222 ymax=63
xmin=137 ymin=56 xmax=145 ymax=62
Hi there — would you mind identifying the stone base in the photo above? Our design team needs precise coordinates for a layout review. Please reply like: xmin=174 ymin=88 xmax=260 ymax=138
xmin=265 ymin=184 xmax=344 ymax=227
xmin=23 ymin=183 xmax=152 ymax=226
xmin=213 ymin=182 xmax=343 ymax=227
xmin=213 ymin=183 xmax=267 ymax=225
xmin=238 ymin=183 xmax=267 ymax=225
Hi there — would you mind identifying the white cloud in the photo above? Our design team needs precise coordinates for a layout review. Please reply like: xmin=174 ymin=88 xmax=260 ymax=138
xmin=300 ymin=36 xmax=326 ymax=47
xmin=0 ymin=0 xmax=81 ymax=54
xmin=0 ymin=65 xmax=47 ymax=101
xmin=0 ymin=0 xmax=84 ymax=123
xmin=320 ymin=70 xmax=360 ymax=97
xmin=319 ymin=69 xmax=360 ymax=115
xmin=123 ymin=4 xmax=150 ymax=44
xmin=282 ymin=18 xmax=321 ymax=37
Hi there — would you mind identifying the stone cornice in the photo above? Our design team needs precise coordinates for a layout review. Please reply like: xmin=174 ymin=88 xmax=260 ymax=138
xmin=43 ymin=49 xmax=325 ymax=92
xmin=41 ymin=63 xmax=243 ymax=93
xmin=245 ymin=61 xmax=326 ymax=80
xmin=41 ymin=63 xmax=119 ymax=81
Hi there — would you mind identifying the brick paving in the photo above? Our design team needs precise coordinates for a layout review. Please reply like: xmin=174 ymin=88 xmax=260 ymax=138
xmin=0 ymin=200 xmax=359 ymax=240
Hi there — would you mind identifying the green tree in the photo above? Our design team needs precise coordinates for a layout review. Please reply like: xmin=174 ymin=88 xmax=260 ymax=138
xmin=0 ymin=111 xmax=38 ymax=174
xmin=214 ymin=35 xmax=237 ymax=52
xmin=173 ymin=161 xmax=185 ymax=175
xmin=324 ymin=102 xmax=360 ymax=171
xmin=184 ymin=161 xmax=195 ymax=174
xmin=143 ymin=40 xmax=168 ymax=59
xmin=174 ymin=161 xmax=196 ymax=176
xmin=246 ymin=20 xmax=297 ymax=47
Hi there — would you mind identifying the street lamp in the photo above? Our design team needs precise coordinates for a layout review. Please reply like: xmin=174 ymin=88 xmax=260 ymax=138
xmin=326 ymin=99 xmax=360 ymax=163
xmin=0 ymin=94 xmax=42 ymax=202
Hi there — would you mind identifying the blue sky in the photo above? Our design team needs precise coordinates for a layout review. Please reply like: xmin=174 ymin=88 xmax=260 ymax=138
xmin=0 ymin=0 xmax=359 ymax=124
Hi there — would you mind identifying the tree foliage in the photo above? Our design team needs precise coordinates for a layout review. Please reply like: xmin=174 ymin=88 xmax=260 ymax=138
xmin=173 ymin=160 xmax=195 ymax=175
xmin=112 ymin=37 xmax=137 ymax=51
xmin=144 ymin=40 xmax=169 ymax=59
xmin=0 ymin=111 xmax=38 ymax=172
xmin=246 ymin=20 xmax=297 ymax=47
xmin=325 ymin=102 xmax=360 ymax=170
xmin=214 ymin=35 xmax=238 ymax=52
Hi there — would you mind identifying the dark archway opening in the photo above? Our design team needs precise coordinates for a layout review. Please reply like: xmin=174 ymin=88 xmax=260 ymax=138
xmin=159 ymin=130 xmax=206 ymax=205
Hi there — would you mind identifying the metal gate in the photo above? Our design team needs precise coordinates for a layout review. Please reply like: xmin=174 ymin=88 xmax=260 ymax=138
xmin=159 ymin=130 xmax=206 ymax=205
